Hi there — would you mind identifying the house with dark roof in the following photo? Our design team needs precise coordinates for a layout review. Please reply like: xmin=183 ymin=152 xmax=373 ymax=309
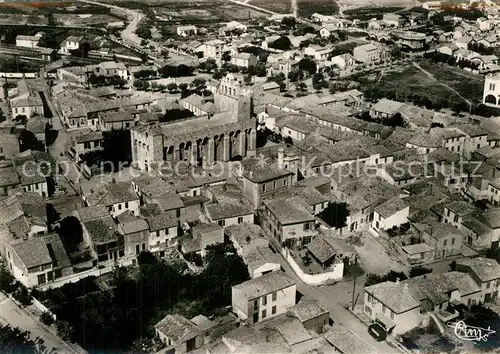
xmin=231 ymin=271 xmax=296 ymax=325
xmin=69 ymin=129 xmax=104 ymax=162
xmin=82 ymin=215 xmax=122 ymax=264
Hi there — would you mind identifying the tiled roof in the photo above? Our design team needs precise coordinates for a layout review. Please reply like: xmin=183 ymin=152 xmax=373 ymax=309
xmin=457 ymin=257 xmax=500 ymax=282
xmin=364 ymin=281 xmax=420 ymax=314
xmin=232 ymin=271 xmax=295 ymax=300
xmin=155 ymin=314 xmax=200 ymax=343
xmin=12 ymin=238 xmax=52 ymax=269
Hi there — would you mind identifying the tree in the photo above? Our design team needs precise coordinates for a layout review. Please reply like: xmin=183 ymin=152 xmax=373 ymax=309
xmin=296 ymin=82 xmax=307 ymax=92
xmin=0 ymin=324 xmax=52 ymax=354
xmin=319 ymin=202 xmax=350 ymax=229
xmin=199 ymin=58 xmax=217 ymax=73
xmin=288 ymin=70 xmax=301 ymax=82
xmin=269 ymin=37 xmax=292 ymax=51
xmin=190 ymin=78 xmax=206 ymax=91
xmin=409 ymin=266 xmax=432 ymax=278
xmin=133 ymin=79 xmax=149 ymax=91
xmin=56 ymin=321 xmax=74 ymax=342
xmin=364 ymin=271 xmax=408 ymax=287
xmin=298 ymin=58 xmax=317 ymax=75
xmin=40 ymin=312 xmax=54 ymax=326
xmin=254 ymin=62 xmax=267 ymax=77
xmin=222 ymin=52 xmax=231 ymax=62
xmin=244 ymin=74 xmax=252 ymax=85
xmin=166 ymin=82 xmax=178 ymax=93
xmin=312 ymin=72 xmax=325 ymax=91
xmin=281 ymin=17 xmax=296 ymax=29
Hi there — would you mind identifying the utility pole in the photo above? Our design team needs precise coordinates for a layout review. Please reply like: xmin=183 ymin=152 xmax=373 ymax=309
xmin=351 ymin=276 xmax=357 ymax=310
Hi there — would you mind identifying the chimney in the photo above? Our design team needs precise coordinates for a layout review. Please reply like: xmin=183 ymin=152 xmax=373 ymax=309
xmin=278 ymin=147 xmax=285 ymax=170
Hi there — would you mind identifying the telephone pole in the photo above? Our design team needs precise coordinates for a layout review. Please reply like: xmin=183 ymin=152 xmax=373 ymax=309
xmin=351 ymin=276 xmax=357 ymax=310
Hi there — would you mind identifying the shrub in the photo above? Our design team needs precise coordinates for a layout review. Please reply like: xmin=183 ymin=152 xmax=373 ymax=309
xmin=40 ymin=312 xmax=54 ymax=326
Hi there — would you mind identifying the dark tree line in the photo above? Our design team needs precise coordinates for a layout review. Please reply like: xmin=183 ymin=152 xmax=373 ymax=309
xmin=34 ymin=244 xmax=249 ymax=352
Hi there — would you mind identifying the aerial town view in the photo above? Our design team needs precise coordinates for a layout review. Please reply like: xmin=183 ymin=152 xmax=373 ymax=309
xmin=0 ymin=0 xmax=499 ymax=353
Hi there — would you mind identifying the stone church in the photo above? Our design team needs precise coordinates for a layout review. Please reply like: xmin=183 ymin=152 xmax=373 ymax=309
xmin=131 ymin=74 xmax=257 ymax=172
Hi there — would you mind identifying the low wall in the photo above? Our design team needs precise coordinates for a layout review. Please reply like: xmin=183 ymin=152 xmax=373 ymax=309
xmin=38 ymin=265 xmax=114 ymax=290
xmin=0 ymin=72 xmax=38 ymax=78
xmin=32 ymin=297 xmax=56 ymax=321
xmin=282 ymin=247 xmax=343 ymax=285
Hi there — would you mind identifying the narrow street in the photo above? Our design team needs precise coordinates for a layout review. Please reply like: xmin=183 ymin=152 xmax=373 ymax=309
xmin=273 ymin=250 xmax=400 ymax=353
xmin=0 ymin=293 xmax=78 ymax=354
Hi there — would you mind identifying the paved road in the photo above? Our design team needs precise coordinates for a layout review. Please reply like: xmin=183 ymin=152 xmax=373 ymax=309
xmin=0 ymin=293 xmax=77 ymax=354
xmin=78 ymin=0 xmax=143 ymax=46
xmin=274 ymin=251 xmax=400 ymax=353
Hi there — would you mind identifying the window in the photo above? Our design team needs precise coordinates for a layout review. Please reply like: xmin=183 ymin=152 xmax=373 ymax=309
xmin=303 ymin=223 xmax=310 ymax=231
xmin=444 ymin=239 xmax=448 ymax=246
xmin=262 ymin=309 xmax=267 ymax=319
xmin=38 ymin=273 xmax=46 ymax=284
xmin=272 ymin=305 xmax=276 ymax=314
xmin=118 ymin=204 xmax=122 ymax=210
xmin=262 ymin=295 xmax=267 ymax=305
xmin=254 ymin=299 xmax=259 ymax=309
xmin=238 ymin=217 xmax=243 ymax=224
xmin=142 ymin=243 xmax=146 ymax=250
xmin=490 ymin=83 xmax=496 ymax=91
xmin=451 ymin=238 xmax=455 ymax=245
xmin=272 ymin=292 xmax=277 ymax=301
xmin=447 ymin=209 xmax=451 ymax=217
xmin=454 ymin=215 xmax=459 ymax=223
xmin=273 ymin=181 xmax=276 ymax=189
xmin=218 ymin=219 xmax=225 ymax=226
xmin=382 ymin=305 xmax=387 ymax=313
xmin=193 ymin=190 xmax=197 ymax=196
xmin=262 ymin=184 xmax=266 ymax=192
xmin=284 ymin=179 xmax=288 ymax=186
xmin=390 ymin=311 xmax=394 ymax=320
xmin=136 ymin=245 xmax=140 ymax=254
xmin=477 ymin=144 xmax=481 ymax=149
xmin=156 ymin=231 xmax=160 ymax=237
xmin=125 ymin=202 xmax=129 ymax=208
xmin=487 ymin=281 xmax=491 ymax=289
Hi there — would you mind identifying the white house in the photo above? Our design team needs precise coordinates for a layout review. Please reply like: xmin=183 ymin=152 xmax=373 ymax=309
xmin=231 ymin=272 xmax=296 ymax=324
xmin=15 ymin=33 xmax=43 ymax=49
xmin=371 ymin=197 xmax=409 ymax=235
xmin=59 ymin=36 xmax=84 ymax=55
xmin=177 ymin=25 xmax=198 ymax=37
xmin=329 ymin=53 xmax=356 ymax=71
xmin=231 ymin=53 xmax=258 ymax=69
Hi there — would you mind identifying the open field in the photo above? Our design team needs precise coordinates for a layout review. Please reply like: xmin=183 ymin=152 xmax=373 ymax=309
xmin=354 ymin=61 xmax=484 ymax=107
xmin=248 ymin=0 xmax=339 ymax=16
xmin=417 ymin=61 xmax=484 ymax=103
xmin=337 ymin=0 xmax=414 ymax=14
xmin=343 ymin=5 xmax=405 ymax=20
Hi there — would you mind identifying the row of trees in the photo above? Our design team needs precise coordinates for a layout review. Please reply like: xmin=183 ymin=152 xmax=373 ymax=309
xmin=364 ymin=266 xmax=432 ymax=287
xmin=88 ymin=74 xmax=127 ymax=88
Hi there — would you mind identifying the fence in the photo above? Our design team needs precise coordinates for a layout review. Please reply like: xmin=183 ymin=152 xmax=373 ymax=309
xmin=0 ymin=72 xmax=38 ymax=78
